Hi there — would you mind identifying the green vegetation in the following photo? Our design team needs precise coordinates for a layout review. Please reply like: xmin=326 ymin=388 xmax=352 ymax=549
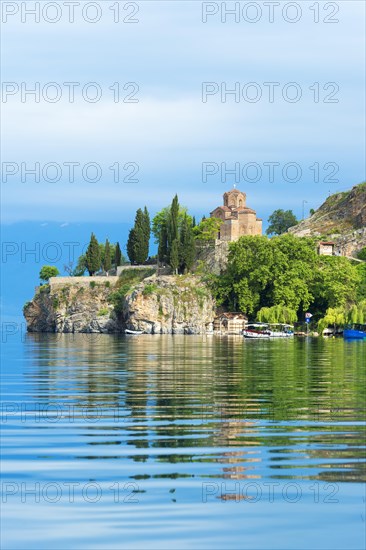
xmin=266 ymin=209 xmax=298 ymax=235
xmin=39 ymin=284 xmax=50 ymax=293
xmin=103 ymin=239 xmax=112 ymax=272
xmin=39 ymin=265 xmax=59 ymax=282
xmin=357 ymin=247 xmax=366 ymax=261
xmin=210 ymin=234 xmax=365 ymax=325
xmin=85 ymin=233 xmax=101 ymax=275
xmin=98 ymin=307 xmax=109 ymax=316
xmin=89 ymin=281 xmax=96 ymax=289
xmin=153 ymin=196 xmax=195 ymax=273
xmin=143 ymin=283 xmax=158 ymax=296
xmin=193 ymin=217 xmax=223 ymax=241
xmin=115 ymin=242 xmax=122 ymax=266
xmin=109 ymin=268 xmax=156 ymax=316
xmin=127 ymin=207 xmax=150 ymax=264
xmin=257 ymin=305 xmax=297 ymax=324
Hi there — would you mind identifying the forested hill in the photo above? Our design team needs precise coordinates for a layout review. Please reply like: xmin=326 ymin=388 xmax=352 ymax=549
xmin=289 ymin=182 xmax=366 ymax=236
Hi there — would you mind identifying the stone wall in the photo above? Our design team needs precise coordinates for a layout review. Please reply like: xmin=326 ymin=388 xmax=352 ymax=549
xmin=49 ymin=276 xmax=119 ymax=289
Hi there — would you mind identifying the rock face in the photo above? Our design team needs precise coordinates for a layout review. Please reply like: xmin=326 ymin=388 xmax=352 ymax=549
xmin=24 ymin=279 xmax=121 ymax=333
xmin=288 ymin=182 xmax=366 ymax=256
xmin=23 ymin=275 xmax=216 ymax=334
xmin=123 ymin=276 xmax=215 ymax=334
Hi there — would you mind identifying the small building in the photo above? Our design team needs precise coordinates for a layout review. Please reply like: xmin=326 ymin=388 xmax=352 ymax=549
xmin=214 ymin=312 xmax=248 ymax=334
xmin=318 ymin=241 xmax=335 ymax=256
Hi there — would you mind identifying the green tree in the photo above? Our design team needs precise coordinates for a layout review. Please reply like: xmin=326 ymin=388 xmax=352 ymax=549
xmin=257 ymin=305 xmax=297 ymax=324
xmin=158 ymin=224 xmax=168 ymax=265
xmin=193 ymin=217 xmax=223 ymax=240
xmin=103 ymin=239 xmax=112 ymax=272
xmin=127 ymin=228 xmax=137 ymax=264
xmin=266 ymin=209 xmax=298 ymax=235
xmin=143 ymin=206 xmax=151 ymax=255
xmin=213 ymin=234 xmax=318 ymax=317
xmin=168 ymin=195 xmax=179 ymax=252
xmin=170 ymin=239 xmax=179 ymax=275
xmin=72 ymin=254 xmax=87 ymax=276
xmin=115 ymin=242 xmax=122 ymax=267
xmin=179 ymin=214 xmax=196 ymax=273
xmin=312 ymin=256 xmax=360 ymax=311
xmin=40 ymin=265 xmax=59 ymax=283
xmin=127 ymin=209 xmax=150 ymax=265
xmin=85 ymin=233 xmax=101 ymax=276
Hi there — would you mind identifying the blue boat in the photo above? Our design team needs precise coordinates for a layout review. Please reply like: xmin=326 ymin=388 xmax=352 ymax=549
xmin=343 ymin=324 xmax=366 ymax=339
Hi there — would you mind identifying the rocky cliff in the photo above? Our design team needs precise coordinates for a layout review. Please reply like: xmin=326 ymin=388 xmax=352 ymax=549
xmin=23 ymin=274 xmax=215 ymax=334
xmin=288 ymin=182 xmax=366 ymax=256
xmin=123 ymin=275 xmax=215 ymax=334
xmin=24 ymin=278 xmax=121 ymax=333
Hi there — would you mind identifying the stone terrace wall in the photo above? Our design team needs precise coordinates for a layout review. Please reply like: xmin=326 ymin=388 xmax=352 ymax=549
xmin=49 ymin=276 xmax=119 ymax=289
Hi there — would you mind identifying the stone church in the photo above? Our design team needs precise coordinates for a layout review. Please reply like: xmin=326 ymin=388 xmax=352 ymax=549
xmin=210 ymin=188 xmax=262 ymax=241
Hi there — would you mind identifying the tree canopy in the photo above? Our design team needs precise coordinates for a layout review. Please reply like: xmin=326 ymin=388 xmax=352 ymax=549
xmin=40 ymin=265 xmax=59 ymax=283
xmin=127 ymin=207 xmax=150 ymax=264
xmin=266 ymin=209 xmax=298 ymax=235
xmin=211 ymin=234 xmax=363 ymax=321
xmin=85 ymin=233 xmax=101 ymax=276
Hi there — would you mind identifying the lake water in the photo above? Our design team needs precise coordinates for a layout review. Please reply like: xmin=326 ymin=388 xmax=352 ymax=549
xmin=1 ymin=334 xmax=365 ymax=549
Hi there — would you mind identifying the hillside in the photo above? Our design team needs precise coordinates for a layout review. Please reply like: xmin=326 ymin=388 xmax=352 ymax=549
xmin=289 ymin=182 xmax=366 ymax=256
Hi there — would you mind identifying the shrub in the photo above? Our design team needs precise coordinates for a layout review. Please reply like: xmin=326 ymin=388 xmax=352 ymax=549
xmin=89 ymin=281 xmax=96 ymax=289
xmin=39 ymin=284 xmax=50 ymax=293
xmin=104 ymin=281 xmax=111 ymax=288
xmin=98 ymin=307 xmax=109 ymax=316
xmin=143 ymin=283 xmax=158 ymax=296
xmin=357 ymin=247 xmax=366 ymax=262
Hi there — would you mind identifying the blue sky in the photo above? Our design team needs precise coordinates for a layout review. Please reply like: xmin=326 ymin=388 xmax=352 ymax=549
xmin=1 ymin=1 xmax=365 ymax=319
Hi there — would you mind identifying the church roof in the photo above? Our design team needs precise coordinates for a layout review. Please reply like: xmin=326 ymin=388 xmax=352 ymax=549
xmin=233 ymin=207 xmax=256 ymax=214
xmin=210 ymin=206 xmax=231 ymax=214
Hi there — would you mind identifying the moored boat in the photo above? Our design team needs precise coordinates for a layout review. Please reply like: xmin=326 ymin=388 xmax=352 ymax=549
xmin=243 ymin=323 xmax=294 ymax=339
xmin=125 ymin=329 xmax=144 ymax=335
xmin=242 ymin=324 xmax=271 ymax=339
xmin=343 ymin=324 xmax=366 ymax=339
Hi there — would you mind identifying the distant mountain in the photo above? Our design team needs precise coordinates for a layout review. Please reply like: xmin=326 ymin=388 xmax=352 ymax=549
xmin=288 ymin=182 xmax=366 ymax=257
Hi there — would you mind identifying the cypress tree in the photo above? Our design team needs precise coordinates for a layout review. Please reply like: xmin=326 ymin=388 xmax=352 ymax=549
xmin=134 ymin=209 xmax=148 ymax=264
xmin=85 ymin=233 xmax=101 ymax=276
xmin=115 ymin=242 xmax=122 ymax=267
xmin=169 ymin=195 xmax=179 ymax=244
xmin=143 ymin=206 xmax=151 ymax=257
xmin=127 ymin=209 xmax=149 ymax=265
xmin=127 ymin=228 xmax=137 ymax=264
xmin=104 ymin=239 xmax=111 ymax=272
xmin=158 ymin=224 xmax=168 ymax=265
xmin=180 ymin=215 xmax=195 ymax=273
xmin=170 ymin=239 xmax=179 ymax=275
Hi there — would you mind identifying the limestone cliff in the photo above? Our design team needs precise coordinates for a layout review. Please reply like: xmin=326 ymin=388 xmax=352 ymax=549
xmin=122 ymin=275 xmax=215 ymax=334
xmin=23 ymin=274 xmax=215 ymax=334
xmin=288 ymin=182 xmax=366 ymax=256
xmin=24 ymin=278 xmax=121 ymax=333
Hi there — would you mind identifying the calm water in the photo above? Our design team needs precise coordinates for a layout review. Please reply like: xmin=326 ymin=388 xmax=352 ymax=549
xmin=1 ymin=334 xmax=365 ymax=549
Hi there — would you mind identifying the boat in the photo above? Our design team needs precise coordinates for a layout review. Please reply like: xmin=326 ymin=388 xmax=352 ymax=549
xmin=243 ymin=323 xmax=294 ymax=339
xmin=242 ymin=324 xmax=271 ymax=339
xmin=343 ymin=324 xmax=366 ymax=339
xmin=125 ymin=329 xmax=144 ymax=335
xmin=268 ymin=323 xmax=294 ymax=338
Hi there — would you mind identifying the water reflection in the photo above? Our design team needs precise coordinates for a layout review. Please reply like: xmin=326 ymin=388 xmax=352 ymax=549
xmin=15 ymin=334 xmax=365 ymax=483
